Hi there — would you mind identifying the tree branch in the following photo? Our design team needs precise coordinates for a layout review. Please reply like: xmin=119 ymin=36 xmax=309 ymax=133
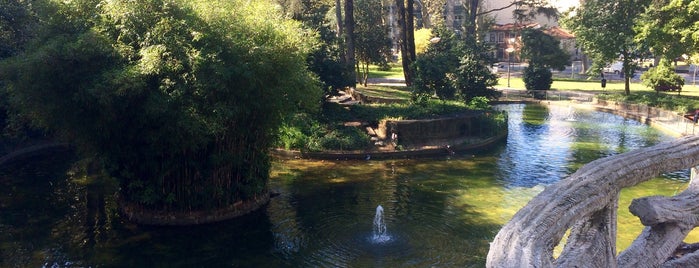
xmin=476 ymin=1 xmax=521 ymax=17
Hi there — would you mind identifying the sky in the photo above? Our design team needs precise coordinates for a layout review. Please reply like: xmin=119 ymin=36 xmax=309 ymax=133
xmin=550 ymin=0 xmax=580 ymax=11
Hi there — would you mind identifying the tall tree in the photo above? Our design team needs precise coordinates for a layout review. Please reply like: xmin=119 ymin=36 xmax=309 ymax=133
xmin=0 ymin=0 xmax=39 ymax=59
xmin=520 ymin=28 xmax=570 ymax=91
xmin=562 ymin=0 xmax=651 ymax=95
xmin=413 ymin=27 xmax=499 ymax=103
xmin=335 ymin=0 xmax=343 ymax=36
xmin=277 ymin=0 xmax=353 ymax=93
xmin=406 ymin=0 xmax=416 ymax=62
xmin=0 ymin=0 xmax=41 ymax=140
xmin=345 ymin=0 xmax=357 ymax=87
xmin=355 ymin=0 xmax=392 ymax=86
xmin=520 ymin=28 xmax=570 ymax=70
xmin=415 ymin=0 xmax=436 ymax=28
xmin=635 ymin=0 xmax=699 ymax=60
xmin=395 ymin=0 xmax=416 ymax=85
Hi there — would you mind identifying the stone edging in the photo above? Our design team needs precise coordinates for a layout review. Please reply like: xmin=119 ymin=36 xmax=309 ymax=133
xmin=117 ymin=192 xmax=271 ymax=226
xmin=271 ymin=131 xmax=508 ymax=160
xmin=0 ymin=142 xmax=71 ymax=168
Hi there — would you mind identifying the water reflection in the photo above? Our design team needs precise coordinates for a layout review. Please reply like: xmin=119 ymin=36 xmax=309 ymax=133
xmin=0 ymin=103 xmax=691 ymax=267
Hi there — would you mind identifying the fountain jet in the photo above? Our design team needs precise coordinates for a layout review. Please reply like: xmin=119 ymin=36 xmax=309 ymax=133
xmin=372 ymin=205 xmax=391 ymax=243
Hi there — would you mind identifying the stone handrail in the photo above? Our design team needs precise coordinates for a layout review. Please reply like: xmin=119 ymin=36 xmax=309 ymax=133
xmin=487 ymin=135 xmax=699 ymax=267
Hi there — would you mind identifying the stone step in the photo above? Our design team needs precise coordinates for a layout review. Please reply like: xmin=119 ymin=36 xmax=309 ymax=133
xmin=366 ymin=126 xmax=377 ymax=136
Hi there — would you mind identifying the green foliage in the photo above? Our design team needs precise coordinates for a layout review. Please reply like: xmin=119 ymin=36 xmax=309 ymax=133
xmin=0 ymin=0 xmax=39 ymax=59
xmin=277 ymin=98 xmax=501 ymax=151
xmin=635 ymin=0 xmax=699 ymax=60
xmin=413 ymin=28 xmax=499 ymax=103
xmin=468 ymin=97 xmax=491 ymax=110
xmin=410 ymin=91 xmax=432 ymax=107
xmin=520 ymin=28 xmax=570 ymax=70
xmin=596 ymin=92 xmax=699 ymax=113
xmin=453 ymin=51 xmax=500 ymax=102
xmin=315 ymin=126 xmax=370 ymax=151
xmin=523 ymin=65 xmax=553 ymax=91
xmin=472 ymin=111 xmax=508 ymax=138
xmin=275 ymin=109 xmax=370 ymax=152
xmin=414 ymin=28 xmax=433 ymax=55
xmin=1 ymin=0 xmax=321 ymax=212
xmin=641 ymin=59 xmax=684 ymax=92
xmin=562 ymin=0 xmax=650 ymax=94
xmin=355 ymin=0 xmax=392 ymax=85
xmin=412 ymin=27 xmax=461 ymax=100
xmin=285 ymin=0 xmax=353 ymax=92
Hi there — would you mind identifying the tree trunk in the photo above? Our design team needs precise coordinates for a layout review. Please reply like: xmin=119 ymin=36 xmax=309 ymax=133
xmin=466 ymin=0 xmax=480 ymax=36
xmin=445 ymin=0 xmax=455 ymax=29
xmin=416 ymin=0 xmax=431 ymax=28
xmin=406 ymin=0 xmax=416 ymax=63
xmin=344 ymin=0 xmax=356 ymax=87
xmin=335 ymin=0 xmax=343 ymax=37
xmin=622 ymin=51 xmax=632 ymax=95
xmin=395 ymin=0 xmax=413 ymax=86
xmin=487 ymin=135 xmax=699 ymax=267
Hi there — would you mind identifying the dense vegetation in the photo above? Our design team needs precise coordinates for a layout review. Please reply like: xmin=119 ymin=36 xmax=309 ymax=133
xmin=596 ymin=92 xmax=699 ymax=114
xmin=1 ymin=0 xmax=320 ymax=217
xmin=276 ymin=96 xmax=501 ymax=152
xmin=412 ymin=27 xmax=500 ymax=105
xmin=3 ymin=0 xmax=694 ymax=225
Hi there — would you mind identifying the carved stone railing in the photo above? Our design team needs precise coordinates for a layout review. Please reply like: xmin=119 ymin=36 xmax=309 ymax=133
xmin=487 ymin=135 xmax=699 ymax=267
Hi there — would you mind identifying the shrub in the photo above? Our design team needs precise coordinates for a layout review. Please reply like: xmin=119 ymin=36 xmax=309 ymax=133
xmin=316 ymin=126 xmax=370 ymax=151
xmin=523 ymin=65 xmax=553 ymax=91
xmin=468 ymin=96 xmax=491 ymax=110
xmin=454 ymin=55 xmax=500 ymax=102
xmin=641 ymin=59 xmax=684 ymax=93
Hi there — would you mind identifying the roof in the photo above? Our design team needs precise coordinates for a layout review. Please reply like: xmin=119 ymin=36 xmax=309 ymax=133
xmin=490 ymin=23 xmax=540 ymax=31
xmin=543 ymin=26 xmax=575 ymax=39
xmin=489 ymin=23 xmax=576 ymax=39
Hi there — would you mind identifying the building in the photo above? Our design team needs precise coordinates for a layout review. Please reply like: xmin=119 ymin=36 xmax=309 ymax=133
xmin=486 ymin=23 xmax=580 ymax=63
xmin=442 ymin=0 xmax=581 ymax=62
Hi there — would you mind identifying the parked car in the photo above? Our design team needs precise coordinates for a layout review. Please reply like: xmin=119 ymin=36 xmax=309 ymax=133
xmin=603 ymin=61 xmax=623 ymax=74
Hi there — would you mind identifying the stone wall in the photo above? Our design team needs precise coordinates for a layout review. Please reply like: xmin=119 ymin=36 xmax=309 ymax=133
xmin=379 ymin=112 xmax=486 ymax=146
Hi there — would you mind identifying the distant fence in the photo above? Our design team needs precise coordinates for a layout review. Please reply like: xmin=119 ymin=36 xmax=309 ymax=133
xmin=496 ymin=88 xmax=699 ymax=136
xmin=497 ymin=89 xmax=595 ymax=103
xmin=594 ymin=99 xmax=699 ymax=136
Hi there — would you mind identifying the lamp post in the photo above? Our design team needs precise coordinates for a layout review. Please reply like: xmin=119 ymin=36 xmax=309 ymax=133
xmin=506 ymin=46 xmax=515 ymax=88
xmin=505 ymin=38 xmax=515 ymax=88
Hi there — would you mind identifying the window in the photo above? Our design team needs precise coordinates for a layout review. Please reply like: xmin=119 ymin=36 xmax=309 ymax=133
xmin=498 ymin=32 xmax=505 ymax=43
xmin=490 ymin=33 xmax=496 ymax=43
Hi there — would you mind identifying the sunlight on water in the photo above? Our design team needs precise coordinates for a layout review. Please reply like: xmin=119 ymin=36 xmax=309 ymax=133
xmin=1 ymin=103 xmax=694 ymax=267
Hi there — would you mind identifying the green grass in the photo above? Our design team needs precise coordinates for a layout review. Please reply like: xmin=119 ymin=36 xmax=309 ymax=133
xmin=367 ymin=63 xmax=699 ymax=106
xmin=366 ymin=63 xmax=405 ymax=79
xmin=356 ymin=84 xmax=411 ymax=100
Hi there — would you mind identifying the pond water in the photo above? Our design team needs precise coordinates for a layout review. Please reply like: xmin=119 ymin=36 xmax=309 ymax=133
xmin=0 ymin=103 xmax=695 ymax=267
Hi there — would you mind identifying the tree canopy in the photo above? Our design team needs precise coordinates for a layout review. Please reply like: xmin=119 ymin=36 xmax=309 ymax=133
xmin=635 ymin=0 xmax=699 ymax=60
xmin=355 ymin=0 xmax=392 ymax=86
xmin=1 ymin=0 xmax=321 ymax=222
xmin=520 ymin=28 xmax=569 ymax=70
xmin=562 ymin=0 xmax=650 ymax=95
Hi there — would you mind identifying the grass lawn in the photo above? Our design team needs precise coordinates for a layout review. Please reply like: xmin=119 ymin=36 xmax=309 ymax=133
xmin=356 ymin=84 xmax=411 ymax=100
xmin=369 ymin=63 xmax=699 ymax=100
xmin=366 ymin=63 xmax=404 ymax=79
xmin=496 ymin=76 xmax=648 ymax=93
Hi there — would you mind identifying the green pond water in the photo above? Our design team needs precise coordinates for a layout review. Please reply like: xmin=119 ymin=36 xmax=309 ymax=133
xmin=1 ymin=103 xmax=695 ymax=267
